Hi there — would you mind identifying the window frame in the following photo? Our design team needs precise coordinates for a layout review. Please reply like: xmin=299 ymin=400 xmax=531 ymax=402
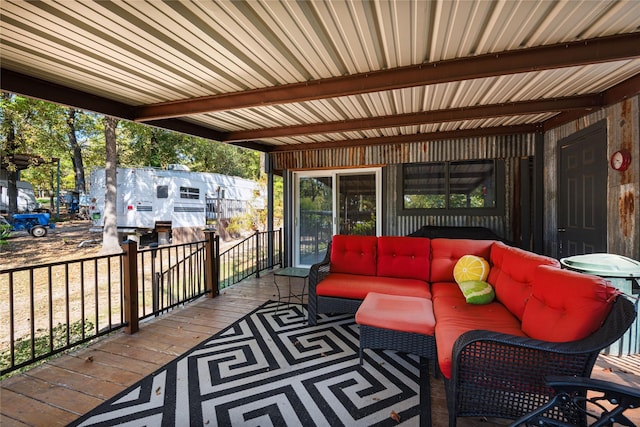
xmin=156 ymin=185 xmax=169 ymax=199
xmin=397 ymin=159 xmax=505 ymax=216
xmin=179 ymin=186 xmax=200 ymax=200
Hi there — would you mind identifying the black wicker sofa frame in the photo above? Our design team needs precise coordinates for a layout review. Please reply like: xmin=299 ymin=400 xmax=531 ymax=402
xmin=308 ymin=237 xmax=637 ymax=426
xmin=446 ymin=295 xmax=636 ymax=426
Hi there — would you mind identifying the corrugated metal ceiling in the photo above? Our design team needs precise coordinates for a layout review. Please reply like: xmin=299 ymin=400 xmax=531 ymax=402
xmin=1 ymin=0 xmax=640 ymax=151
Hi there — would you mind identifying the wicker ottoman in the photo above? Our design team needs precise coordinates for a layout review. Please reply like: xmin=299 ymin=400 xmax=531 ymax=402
xmin=355 ymin=292 xmax=436 ymax=365
xmin=356 ymin=292 xmax=437 ymax=427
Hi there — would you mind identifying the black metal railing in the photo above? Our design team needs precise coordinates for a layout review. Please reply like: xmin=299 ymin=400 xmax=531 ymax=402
xmin=138 ymin=240 xmax=210 ymax=319
xmin=0 ymin=229 xmax=286 ymax=376
xmin=219 ymin=228 xmax=283 ymax=289
xmin=0 ymin=231 xmax=219 ymax=377
xmin=0 ymin=252 xmax=125 ymax=376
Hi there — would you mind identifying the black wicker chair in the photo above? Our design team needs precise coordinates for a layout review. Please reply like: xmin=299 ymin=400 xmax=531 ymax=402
xmin=307 ymin=241 xmax=374 ymax=325
xmin=509 ymin=375 xmax=640 ymax=427
xmin=445 ymin=295 xmax=637 ymax=427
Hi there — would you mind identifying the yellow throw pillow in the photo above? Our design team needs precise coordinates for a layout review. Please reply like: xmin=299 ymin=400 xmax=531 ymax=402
xmin=453 ymin=255 xmax=490 ymax=284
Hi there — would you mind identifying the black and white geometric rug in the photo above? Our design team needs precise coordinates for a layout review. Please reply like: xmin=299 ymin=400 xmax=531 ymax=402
xmin=69 ymin=301 xmax=429 ymax=426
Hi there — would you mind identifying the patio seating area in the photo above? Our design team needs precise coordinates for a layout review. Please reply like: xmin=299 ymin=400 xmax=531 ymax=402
xmin=1 ymin=271 xmax=639 ymax=427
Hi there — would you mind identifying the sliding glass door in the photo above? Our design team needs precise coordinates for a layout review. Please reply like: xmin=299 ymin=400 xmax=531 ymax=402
xmin=294 ymin=168 xmax=381 ymax=267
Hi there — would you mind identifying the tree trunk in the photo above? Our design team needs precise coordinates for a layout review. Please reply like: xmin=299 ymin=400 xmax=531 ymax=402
xmin=3 ymin=97 xmax=19 ymax=219
xmin=101 ymin=116 xmax=121 ymax=254
xmin=67 ymin=109 xmax=86 ymax=193
xmin=7 ymin=168 xmax=18 ymax=218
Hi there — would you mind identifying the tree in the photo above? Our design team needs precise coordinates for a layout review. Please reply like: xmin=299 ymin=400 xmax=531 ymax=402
xmin=0 ymin=93 xmax=19 ymax=219
xmin=1 ymin=94 xmax=95 ymax=211
xmin=101 ymin=116 xmax=121 ymax=254
xmin=118 ymin=122 xmax=183 ymax=168
xmin=67 ymin=108 xmax=86 ymax=193
xmin=187 ymin=138 xmax=260 ymax=178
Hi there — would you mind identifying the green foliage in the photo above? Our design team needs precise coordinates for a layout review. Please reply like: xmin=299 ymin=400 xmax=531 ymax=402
xmin=0 ymin=222 xmax=11 ymax=243
xmin=298 ymin=177 xmax=332 ymax=211
xmin=0 ymin=319 xmax=94 ymax=379
xmin=186 ymin=139 xmax=261 ymax=179
xmin=404 ymin=194 xmax=446 ymax=209
xmin=225 ymin=214 xmax=255 ymax=237
xmin=350 ymin=215 xmax=376 ymax=235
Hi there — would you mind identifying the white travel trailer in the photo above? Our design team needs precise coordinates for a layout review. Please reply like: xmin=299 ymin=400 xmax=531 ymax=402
xmin=88 ymin=166 xmax=264 ymax=243
xmin=0 ymin=179 xmax=39 ymax=213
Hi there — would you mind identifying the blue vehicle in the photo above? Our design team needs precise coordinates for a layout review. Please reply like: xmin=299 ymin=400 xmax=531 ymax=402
xmin=2 ymin=213 xmax=55 ymax=237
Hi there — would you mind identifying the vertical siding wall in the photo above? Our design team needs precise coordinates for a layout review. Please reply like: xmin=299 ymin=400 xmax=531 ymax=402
xmin=544 ymin=96 xmax=640 ymax=260
xmin=272 ymin=135 xmax=536 ymax=241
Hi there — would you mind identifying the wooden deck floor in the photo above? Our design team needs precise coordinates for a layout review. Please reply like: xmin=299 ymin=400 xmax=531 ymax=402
xmin=1 ymin=272 xmax=639 ymax=427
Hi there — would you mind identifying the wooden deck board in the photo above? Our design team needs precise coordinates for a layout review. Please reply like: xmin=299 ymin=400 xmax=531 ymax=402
xmin=1 ymin=272 xmax=638 ymax=427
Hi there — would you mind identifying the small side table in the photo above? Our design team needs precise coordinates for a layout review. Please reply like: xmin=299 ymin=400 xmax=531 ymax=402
xmin=273 ymin=267 xmax=310 ymax=316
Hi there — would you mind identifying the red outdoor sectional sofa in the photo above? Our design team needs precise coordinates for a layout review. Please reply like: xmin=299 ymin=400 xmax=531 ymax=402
xmin=307 ymin=234 xmax=636 ymax=426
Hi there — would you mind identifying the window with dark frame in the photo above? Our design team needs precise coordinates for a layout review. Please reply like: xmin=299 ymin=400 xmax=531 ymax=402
xmin=156 ymin=185 xmax=169 ymax=199
xmin=400 ymin=159 xmax=502 ymax=214
xmin=180 ymin=186 xmax=200 ymax=200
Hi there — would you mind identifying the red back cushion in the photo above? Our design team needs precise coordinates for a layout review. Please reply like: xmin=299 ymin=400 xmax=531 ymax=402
xmin=377 ymin=236 xmax=431 ymax=281
xmin=429 ymin=239 xmax=494 ymax=283
xmin=330 ymin=235 xmax=378 ymax=276
xmin=488 ymin=242 xmax=560 ymax=320
xmin=521 ymin=265 xmax=617 ymax=342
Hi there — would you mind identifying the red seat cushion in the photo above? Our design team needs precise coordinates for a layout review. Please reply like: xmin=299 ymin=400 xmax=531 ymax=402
xmin=377 ymin=236 xmax=431 ymax=281
xmin=521 ymin=265 xmax=617 ymax=342
xmin=330 ymin=235 xmax=378 ymax=276
xmin=430 ymin=281 xmax=465 ymax=300
xmin=356 ymin=292 xmax=435 ymax=335
xmin=488 ymin=242 xmax=560 ymax=320
xmin=316 ymin=273 xmax=431 ymax=300
xmin=433 ymin=293 xmax=526 ymax=379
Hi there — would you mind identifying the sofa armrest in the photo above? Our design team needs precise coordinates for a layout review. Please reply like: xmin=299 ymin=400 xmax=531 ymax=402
xmin=307 ymin=241 xmax=332 ymax=325
xmin=446 ymin=295 xmax=636 ymax=425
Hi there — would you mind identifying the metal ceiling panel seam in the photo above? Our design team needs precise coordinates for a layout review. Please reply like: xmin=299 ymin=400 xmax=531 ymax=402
xmin=251 ymin=1 xmax=336 ymax=79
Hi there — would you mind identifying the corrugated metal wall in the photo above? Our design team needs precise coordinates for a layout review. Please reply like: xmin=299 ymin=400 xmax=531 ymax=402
xmin=544 ymin=96 xmax=640 ymax=260
xmin=273 ymin=134 xmax=536 ymax=242
xmin=272 ymin=135 xmax=535 ymax=171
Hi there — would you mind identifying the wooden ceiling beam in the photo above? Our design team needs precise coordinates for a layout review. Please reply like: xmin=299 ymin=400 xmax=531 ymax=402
xmin=135 ymin=33 xmax=640 ymax=121
xmin=223 ymin=95 xmax=600 ymax=142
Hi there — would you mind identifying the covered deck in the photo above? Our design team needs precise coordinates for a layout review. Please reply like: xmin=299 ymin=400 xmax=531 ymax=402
xmin=1 ymin=272 xmax=639 ymax=427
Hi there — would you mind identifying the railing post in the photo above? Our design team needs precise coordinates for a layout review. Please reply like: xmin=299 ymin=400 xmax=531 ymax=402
xmin=205 ymin=230 xmax=219 ymax=297
xmin=122 ymin=240 xmax=139 ymax=334
xmin=151 ymin=250 xmax=159 ymax=313
xmin=279 ymin=227 xmax=283 ymax=267
xmin=267 ymin=229 xmax=274 ymax=269
xmin=255 ymin=229 xmax=261 ymax=278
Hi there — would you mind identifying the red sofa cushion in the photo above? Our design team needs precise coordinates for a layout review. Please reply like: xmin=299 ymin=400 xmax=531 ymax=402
xmin=488 ymin=242 xmax=560 ymax=320
xmin=429 ymin=239 xmax=494 ymax=283
xmin=316 ymin=273 xmax=431 ymax=300
xmin=330 ymin=235 xmax=378 ymax=276
xmin=521 ymin=265 xmax=617 ymax=342
xmin=377 ymin=236 xmax=431 ymax=281
xmin=356 ymin=292 xmax=435 ymax=335
xmin=433 ymin=291 xmax=526 ymax=379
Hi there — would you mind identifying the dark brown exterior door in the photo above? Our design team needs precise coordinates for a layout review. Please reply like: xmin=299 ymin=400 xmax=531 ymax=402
xmin=557 ymin=122 xmax=607 ymax=257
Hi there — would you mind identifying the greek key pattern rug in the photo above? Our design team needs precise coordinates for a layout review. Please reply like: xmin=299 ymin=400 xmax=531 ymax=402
xmin=70 ymin=301 xmax=427 ymax=426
